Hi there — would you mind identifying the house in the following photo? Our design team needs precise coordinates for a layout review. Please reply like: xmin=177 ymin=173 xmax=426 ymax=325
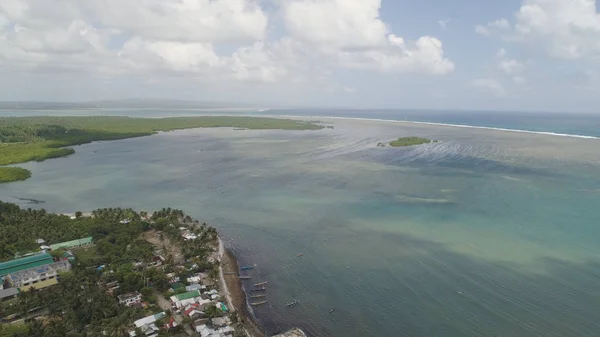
xmin=49 ymin=237 xmax=93 ymax=251
xmin=163 ymin=316 xmax=178 ymax=329
xmin=180 ymin=229 xmax=197 ymax=241
xmin=182 ymin=303 xmax=203 ymax=320
xmin=216 ymin=301 xmax=228 ymax=313
xmin=36 ymin=239 xmax=46 ymax=244
xmin=187 ymin=275 xmax=202 ymax=284
xmin=134 ymin=312 xmax=166 ymax=328
xmin=118 ymin=291 xmax=142 ymax=306
xmin=0 ymin=276 xmax=4 ymax=290
xmin=211 ymin=316 xmax=230 ymax=328
xmin=192 ymin=318 xmax=210 ymax=329
xmin=170 ymin=290 xmax=202 ymax=309
xmin=0 ymin=288 xmax=19 ymax=301
xmin=5 ymin=259 xmax=71 ymax=291
xmin=0 ymin=252 xmax=54 ymax=278
xmin=218 ymin=326 xmax=234 ymax=336
xmin=130 ymin=311 xmax=166 ymax=336
xmin=195 ymin=324 xmax=233 ymax=337
xmin=185 ymin=283 xmax=206 ymax=292
xmin=148 ymin=256 xmax=165 ymax=267
xmin=104 ymin=281 xmax=120 ymax=296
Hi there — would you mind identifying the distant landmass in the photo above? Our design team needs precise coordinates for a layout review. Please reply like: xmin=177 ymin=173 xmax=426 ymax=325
xmin=0 ymin=99 xmax=260 ymax=110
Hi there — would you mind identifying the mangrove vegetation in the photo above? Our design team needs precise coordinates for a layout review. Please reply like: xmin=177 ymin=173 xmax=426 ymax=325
xmin=388 ymin=137 xmax=435 ymax=147
xmin=0 ymin=116 xmax=323 ymax=183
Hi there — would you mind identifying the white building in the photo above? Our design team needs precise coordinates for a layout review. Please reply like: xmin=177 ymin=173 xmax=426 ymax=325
xmin=6 ymin=260 xmax=71 ymax=289
xmin=118 ymin=291 xmax=142 ymax=306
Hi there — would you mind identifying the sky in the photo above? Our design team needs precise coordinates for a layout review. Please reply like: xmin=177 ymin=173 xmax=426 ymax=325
xmin=1 ymin=0 xmax=600 ymax=112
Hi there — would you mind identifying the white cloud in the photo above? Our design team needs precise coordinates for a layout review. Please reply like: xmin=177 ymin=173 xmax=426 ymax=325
xmin=282 ymin=0 xmax=388 ymax=49
xmin=475 ymin=19 xmax=510 ymax=36
xmin=0 ymin=0 xmax=454 ymax=93
xmin=513 ymin=76 xmax=526 ymax=84
xmin=499 ymin=59 xmax=525 ymax=75
xmin=438 ymin=19 xmax=451 ymax=30
xmin=83 ymin=0 xmax=268 ymax=43
xmin=281 ymin=0 xmax=454 ymax=75
xmin=475 ymin=25 xmax=490 ymax=36
xmin=472 ymin=78 xmax=507 ymax=97
xmin=477 ymin=0 xmax=600 ymax=60
xmin=497 ymin=48 xmax=507 ymax=58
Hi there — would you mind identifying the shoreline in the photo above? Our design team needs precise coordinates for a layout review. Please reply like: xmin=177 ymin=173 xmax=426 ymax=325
xmin=219 ymin=238 xmax=267 ymax=337
xmin=268 ymin=114 xmax=600 ymax=140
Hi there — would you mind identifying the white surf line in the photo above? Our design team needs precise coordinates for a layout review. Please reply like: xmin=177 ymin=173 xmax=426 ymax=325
xmin=270 ymin=114 xmax=600 ymax=140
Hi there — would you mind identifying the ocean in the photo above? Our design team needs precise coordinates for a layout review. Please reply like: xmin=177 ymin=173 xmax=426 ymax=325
xmin=2 ymin=109 xmax=600 ymax=336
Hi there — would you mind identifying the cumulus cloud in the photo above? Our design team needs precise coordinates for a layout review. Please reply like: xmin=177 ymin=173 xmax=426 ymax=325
xmin=499 ymin=59 xmax=525 ymax=75
xmin=0 ymin=0 xmax=454 ymax=90
xmin=281 ymin=0 xmax=454 ymax=75
xmin=83 ymin=0 xmax=268 ymax=44
xmin=477 ymin=0 xmax=600 ymax=60
xmin=475 ymin=19 xmax=510 ymax=36
xmin=438 ymin=19 xmax=451 ymax=30
xmin=472 ymin=78 xmax=507 ymax=97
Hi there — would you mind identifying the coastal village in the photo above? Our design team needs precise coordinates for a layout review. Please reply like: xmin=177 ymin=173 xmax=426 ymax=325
xmin=0 ymin=206 xmax=306 ymax=337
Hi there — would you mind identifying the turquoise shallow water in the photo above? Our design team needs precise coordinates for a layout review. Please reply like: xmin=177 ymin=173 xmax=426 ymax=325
xmin=2 ymin=116 xmax=600 ymax=336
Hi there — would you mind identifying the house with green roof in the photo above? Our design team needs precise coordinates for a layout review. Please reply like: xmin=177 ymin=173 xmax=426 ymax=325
xmin=0 ymin=252 xmax=54 ymax=277
xmin=49 ymin=237 xmax=93 ymax=251
xmin=173 ymin=290 xmax=202 ymax=301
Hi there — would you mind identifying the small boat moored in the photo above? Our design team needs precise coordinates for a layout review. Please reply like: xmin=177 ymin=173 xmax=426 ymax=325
xmin=286 ymin=300 xmax=300 ymax=307
xmin=239 ymin=276 xmax=251 ymax=280
xmin=251 ymin=300 xmax=268 ymax=306
xmin=254 ymin=281 xmax=268 ymax=287
xmin=251 ymin=287 xmax=267 ymax=292
xmin=241 ymin=266 xmax=254 ymax=270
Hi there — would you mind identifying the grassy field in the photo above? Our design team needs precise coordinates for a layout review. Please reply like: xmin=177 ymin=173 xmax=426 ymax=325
xmin=72 ymin=246 xmax=101 ymax=265
xmin=0 ymin=116 xmax=323 ymax=183
xmin=0 ymin=322 xmax=28 ymax=336
xmin=389 ymin=137 xmax=433 ymax=147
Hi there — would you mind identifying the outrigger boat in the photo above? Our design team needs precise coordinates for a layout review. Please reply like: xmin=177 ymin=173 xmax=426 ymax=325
xmin=251 ymin=300 xmax=267 ymax=306
xmin=254 ymin=281 xmax=268 ymax=287
xmin=286 ymin=300 xmax=299 ymax=307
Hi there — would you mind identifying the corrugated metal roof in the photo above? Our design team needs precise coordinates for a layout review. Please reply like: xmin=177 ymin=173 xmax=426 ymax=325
xmin=0 ymin=287 xmax=19 ymax=299
xmin=0 ymin=253 xmax=54 ymax=276
xmin=49 ymin=237 xmax=93 ymax=250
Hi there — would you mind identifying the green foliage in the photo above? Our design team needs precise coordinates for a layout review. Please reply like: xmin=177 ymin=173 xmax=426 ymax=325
xmin=203 ymin=303 xmax=220 ymax=319
xmin=0 ymin=323 xmax=29 ymax=337
xmin=0 ymin=202 xmax=219 ymax=336
xmin=388 ymin=137 xmax=433 ymax=147
xmin=0 ymin=167 xmax=31 ymax=183
xmin=0 ymin=116 xmax=324 ymax=182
